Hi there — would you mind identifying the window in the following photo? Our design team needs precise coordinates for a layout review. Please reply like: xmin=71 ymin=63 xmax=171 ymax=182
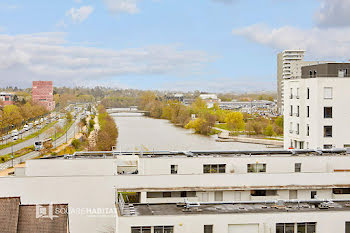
xmin=297 ymin=106 xmax=300 ymax=117
xmin=313 ymin=70 xmax=317 ymax=78
xmin=311 ymin=191 xmax=317 ymax=199
xmin=247 ymin=163 xmax=266 ymax=173
xmin=276 ymin=223 xmax=316 ymax=233
xmin=309 ymin=70 xmax=313 ymax=78
xmin=276 ymin=223 xmax=294 ymax=233
xmin=289 ymin=122 xmax=293 ymax=133
xmin=297 ymin=223 xmax=316 ymax=233
xmin=163 ymin=192 xmax=171 ymax=198
xmin=307 ymin=106 xmax=310 ymax=117
xmin=251 ymin=190 xmax=277 ymax=196
xmin=171 ymin=165 xmax=178 ymax=174
xmin=154 ymin=226 xmax=174 ymax=233
xmin=324 ymin=87 xmax=333 ymax=99
xmin=307 ymin=125 xmax=310 ymax=136
xmin=290 ymin=88 xmax=293 ymax=99
xmin=346 ymin=222 xmax=350 ymax=233
xmin=324 ymin=107 xmax=332 ymax=118
xmin=204 ymin=225 xmax=213 ymax=233
xmin=296 ymin=88 xmax=300 ymax=99
xmin=296 ymin=123 xmax=300 ymax=135
xmin=333 ymin=188 xmax=350 ymax=194
xmin=131 ymin=226 xmax=151 ymax=233
xmin=290 ymin=105 xmax=293 ymax=116
xmin=203 ymin=164 xmax=226 ymax=173
xmin=339 ymin=69 xmax=348 ymax=77
xmin=295 ymin=163 xmax=301 ymax=172
xmin=324 ymin=126 xmax=332 ymax=137
xmin=324 ymin=144 xmax=333 ymax=149
xmin=307 ymin=88 xmax=310 ymax=99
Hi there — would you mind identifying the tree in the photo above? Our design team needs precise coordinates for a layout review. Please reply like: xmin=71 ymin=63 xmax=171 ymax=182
xmin=225 ymin=112 xmax=245 ymax=134
xmin=264 ymin=124 xmax=275 ymax=137
xmin=66 ymin=112 xmax=73 ymax=122
xmin=3 ymin=105 xmax=22 ymax=127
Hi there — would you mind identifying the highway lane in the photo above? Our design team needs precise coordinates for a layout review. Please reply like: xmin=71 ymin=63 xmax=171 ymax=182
xmin=0 ymin=123 xmax=59 ymax=156
xmin=0 ymin=119 xmax=80 ymax=171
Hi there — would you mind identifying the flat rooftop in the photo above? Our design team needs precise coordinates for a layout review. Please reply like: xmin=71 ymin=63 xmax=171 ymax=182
xmin=42 ymin=149 xmax=350 ymax=160
xmin=121 ymin=200 xmax=350 ymax=217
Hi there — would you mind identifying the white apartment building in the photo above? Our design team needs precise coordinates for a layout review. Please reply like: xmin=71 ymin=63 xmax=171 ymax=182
xmin=1 ymin=150 xmax=350 ymax=232
xmin=277 ymin=50 xmax=305 ymax=113
xmin=284 ymin=63 xmax=350 ymax=150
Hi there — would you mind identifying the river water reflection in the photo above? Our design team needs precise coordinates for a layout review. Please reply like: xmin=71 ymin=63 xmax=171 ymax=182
xmin=112 ymin=111 xmax=269 ymax=151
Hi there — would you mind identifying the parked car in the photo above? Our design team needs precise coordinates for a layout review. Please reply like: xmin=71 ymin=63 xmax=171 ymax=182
xmin=23 ymin=125 xmax=29 ymax=131
xmin=13 ymin=136 xmax=19 ymax=141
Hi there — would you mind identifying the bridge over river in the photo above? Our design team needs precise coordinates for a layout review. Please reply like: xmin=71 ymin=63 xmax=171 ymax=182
xmin=107 ymin=107 xmax=149 ymax=115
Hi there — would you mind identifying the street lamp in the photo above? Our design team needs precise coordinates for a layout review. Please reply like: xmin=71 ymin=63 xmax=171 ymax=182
xmin=11 ymin=137 xmax=14 ymax=168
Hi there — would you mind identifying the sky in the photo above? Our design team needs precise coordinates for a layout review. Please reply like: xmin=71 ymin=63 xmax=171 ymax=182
xmin=0 ymin=0 xmax=349 ymax=92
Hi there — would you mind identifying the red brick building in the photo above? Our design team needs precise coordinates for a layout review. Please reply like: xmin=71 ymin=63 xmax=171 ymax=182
xmin=32 ymin=81 xmax=55 ymax=111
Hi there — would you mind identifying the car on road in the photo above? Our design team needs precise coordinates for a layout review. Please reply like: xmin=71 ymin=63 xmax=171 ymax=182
xmin=13 ymin=136 xmax=19 ymax=141
xmin=11 ymin=130 xmax=19 ymax=137
xmin=23 ymin=125 xmax=29 ymax=131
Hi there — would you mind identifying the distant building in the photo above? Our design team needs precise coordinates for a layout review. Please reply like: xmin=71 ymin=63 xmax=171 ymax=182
xmin=164 ymin=93 xmax=184 ymax=102
xmin=284 ymin=63 xmax=350 ymax=149
xmin=32 ymin=81 xmax=55 ymax=111
xmin=0 ymin=92 xmax=14 ymax=106
xmin=199 ymin=94 xmax=220 ymax=108
xmin=219 ymin=100 xmax=277 ymax=116
xmin=277 ymin=50 xmax=305 ymax=113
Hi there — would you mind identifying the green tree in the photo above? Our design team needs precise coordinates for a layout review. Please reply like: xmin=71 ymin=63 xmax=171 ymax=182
xmin=264 ymin=124 xmax=275 ymax=137
xmin=225 ymin=112 xmax=245 ymax=134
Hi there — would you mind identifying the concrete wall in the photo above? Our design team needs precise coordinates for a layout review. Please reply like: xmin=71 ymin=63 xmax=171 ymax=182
xmin=118 ymin=210 xmax=350 ymax=233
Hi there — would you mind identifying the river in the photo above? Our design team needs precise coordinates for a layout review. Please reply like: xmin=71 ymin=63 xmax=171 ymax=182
xmin=111 ymin=111 xmax=269 ymax=151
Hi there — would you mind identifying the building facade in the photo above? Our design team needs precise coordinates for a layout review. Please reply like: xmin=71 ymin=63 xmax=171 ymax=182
xmin=284 ymin=63 xmax=350 ymax=150
xmin=277 ymin=50 xmax=305 ymax=113
xmin=0 ymin=92 xmax=14 ymax=106
xmin=0 ymin=149 xmax=349 ymax=232
xmin=32 ymin=81 xmax=55 ymax=111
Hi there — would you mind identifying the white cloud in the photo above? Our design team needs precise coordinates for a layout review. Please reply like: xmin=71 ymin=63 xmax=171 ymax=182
xmin=67 ymin=5 xmax=94 ymax=23
xmin=0 ymin=32 xmax=212 ymax=87
xmin=233 ymin=24 xmax=350 ymax=60
xmin=102 ymin=0 xmax=140 ymax=14
xmin=162 ymin=77 xmax=275 ymax=92
xmin=315 ymin=0 xmax=350 ymax=27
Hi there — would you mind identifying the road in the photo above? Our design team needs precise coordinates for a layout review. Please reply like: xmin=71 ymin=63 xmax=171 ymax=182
xmin=0 ymin=119 xmax=80 ymax=171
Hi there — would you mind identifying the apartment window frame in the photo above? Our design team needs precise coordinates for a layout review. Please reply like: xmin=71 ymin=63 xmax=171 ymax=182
xmin=307 ymin=88 xmax=310 ymax=99
xmin=324 ymin=87 xmax=333 ymax=99
xmin=323 ymin=144 xmax=333 ymax=149
xmin=324 ymin=107 xmax=332 ymax=119
xmin=204 ymin=225 xmax=213 ymax=233
xmin=290 ymin=88 xmax=293 ymax=99
xmin=296 ymin=123 xmax=300 ymax=135
xmin=307 ymin=106 xmax=310 ymax=118
xmin=203 ymin=164 xmax=226 ymax=174
xmin=307 ymin=124 xmax=310 ymax=137
xmin=290 ymin=105 xmax=293 ymax=116
xmin=276 ymin=222 xmax=316 ymax=233
xmin=311 ymin=191 xmax=317 ymax=199
xmin=251 ymin=190 xmax=277 ymax=197
xmin=170 ymin=165 xmax=178 ymax=174
xmin=154 ymin=226 xmax=174 ymax=233
xmin=324 ymin=126 xmax=333 ymax=138
xmin=295 ymin=163 xmax=301 ymax=173
xmin=296 ymin=105 xmax=300 ymax=117
xmin=247 ymin=163 xmax=266 ymax=173
xmin=333 ymin=188 xmax=350 ymax=194
xmin=131 ymin=226 xmax=152 ymax=233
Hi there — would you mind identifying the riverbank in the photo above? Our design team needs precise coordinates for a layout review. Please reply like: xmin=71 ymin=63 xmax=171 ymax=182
xmin=214 ymin=127 xmax=283 ymax=147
